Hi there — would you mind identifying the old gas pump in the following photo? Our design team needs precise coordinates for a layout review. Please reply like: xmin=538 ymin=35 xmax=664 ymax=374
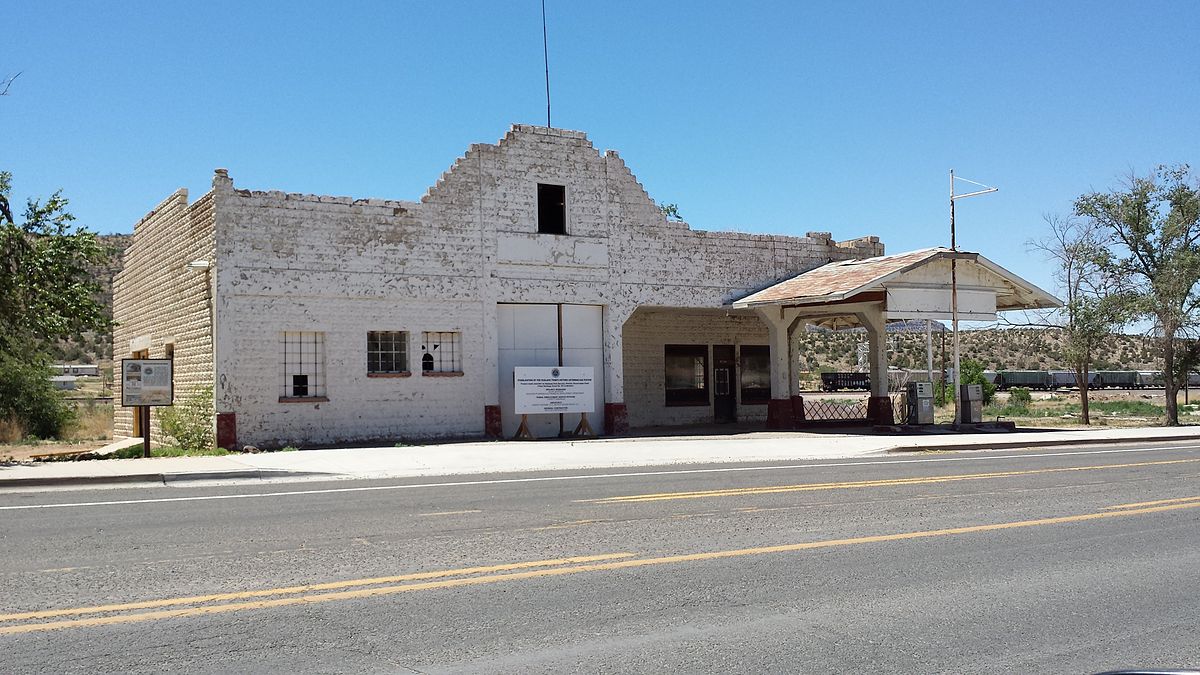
xmin=906 ymin=381 xmax=934 ymax=425
xmin=959 ymin=384 xmax=983 ymax=424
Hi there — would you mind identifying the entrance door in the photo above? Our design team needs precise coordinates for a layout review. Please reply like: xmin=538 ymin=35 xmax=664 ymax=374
xmin=713 ymin=345 xmax=736 ymax=423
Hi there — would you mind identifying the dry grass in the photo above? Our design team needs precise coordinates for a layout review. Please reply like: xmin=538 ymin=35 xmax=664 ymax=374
xmin=0 ymin=416 xmax=26 ymax=444
xmin=65 ymin=403 xmax=113 ymax=441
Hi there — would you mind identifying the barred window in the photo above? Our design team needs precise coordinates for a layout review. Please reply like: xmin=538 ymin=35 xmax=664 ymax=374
xmin=281 ymin=331 xmax=326 ymax=399
xmin=367 ymin=331 xmax=409 ymax=374
xmin=421 ymin=331 xmax=462 ymax=374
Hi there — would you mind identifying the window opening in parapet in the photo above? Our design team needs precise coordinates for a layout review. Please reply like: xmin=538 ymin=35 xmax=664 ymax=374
xmin=537 ymin=184 xmax=566 ymax=235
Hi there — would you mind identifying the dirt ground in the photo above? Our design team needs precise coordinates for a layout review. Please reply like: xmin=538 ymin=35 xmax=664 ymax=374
xmin=0 ymin=439 xmax=111 ymax=462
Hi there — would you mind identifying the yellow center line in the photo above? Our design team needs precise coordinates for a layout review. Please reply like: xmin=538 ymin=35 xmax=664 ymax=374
xmin=532 ymin=519 xmax=610 ymax=531
xmin=0 ymin=552 xmax=634 ymax=623
xmin=4 ymin=498 xmax=1200 ymax=636
xmin=1105 ymin=495 xmax=1200 ymax=510
xmin=581 ymin=458 xmax=1200 ymax=504
xmin=417 ymin=510 xmax=483 ymax=517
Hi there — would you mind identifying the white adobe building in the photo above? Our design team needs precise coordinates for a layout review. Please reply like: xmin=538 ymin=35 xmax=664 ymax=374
xmin=112 ymin=125 xmax=1054 ymax=449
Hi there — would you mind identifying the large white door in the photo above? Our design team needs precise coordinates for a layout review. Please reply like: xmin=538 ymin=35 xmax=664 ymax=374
xmin=560 ymin=304 xmax=605 ymax=435
xmin=497 ymin=303 xmax=606 ymax=438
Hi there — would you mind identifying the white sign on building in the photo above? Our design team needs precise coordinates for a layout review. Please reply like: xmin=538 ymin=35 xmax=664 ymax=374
xmin=514 ymin=367 xmax=595 ymax=415
xmin=121 ymin=359 xmax=174 ymax=407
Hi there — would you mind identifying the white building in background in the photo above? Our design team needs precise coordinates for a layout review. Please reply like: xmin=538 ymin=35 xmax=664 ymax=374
xmin=113 ymin=124 xmax=887 ymax=448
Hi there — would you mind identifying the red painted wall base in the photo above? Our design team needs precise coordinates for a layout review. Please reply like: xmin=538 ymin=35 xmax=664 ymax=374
xmin=867 ymin=396 xmax=894 ymax=425
xmin=766 ymin=399 xmax=793 ymax=429
xmin=604 ymin=402 xmax=629 ymax=435
xmin=484 ymin=405 xmax=503 ymax=438
xmin=790 ymin=395 xmax=806 ymax=427
xmin=216 ymin=412 xmax=237 ymax=451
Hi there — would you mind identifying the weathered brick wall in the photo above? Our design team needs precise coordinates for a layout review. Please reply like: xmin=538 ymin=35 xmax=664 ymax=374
xmin=112 ymin=190 xmax=216 ymax=444
xmin=200 ymin=125 xmax=883 ymax=445
xmin=622 ymin=309 xmax=773 ymax=427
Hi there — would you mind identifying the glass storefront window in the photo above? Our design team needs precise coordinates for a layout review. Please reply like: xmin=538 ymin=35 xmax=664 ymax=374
xmin=665 ymin=344 xmax=709 ymax=406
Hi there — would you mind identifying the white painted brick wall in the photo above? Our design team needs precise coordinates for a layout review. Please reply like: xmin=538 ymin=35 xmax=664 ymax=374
xmin=116 ymin=125 xmax=883 ymax=446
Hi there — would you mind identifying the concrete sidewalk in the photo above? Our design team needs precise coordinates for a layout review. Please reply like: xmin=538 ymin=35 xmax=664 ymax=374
xmin=3 ymin=425 xmax=1200 ymax=490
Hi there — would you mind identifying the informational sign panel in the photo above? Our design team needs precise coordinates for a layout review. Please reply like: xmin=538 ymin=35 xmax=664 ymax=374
xmin=121 ymin=359 xmax=174 ymax=407
xmin=514 ymin=366 xmax=594 ymax=415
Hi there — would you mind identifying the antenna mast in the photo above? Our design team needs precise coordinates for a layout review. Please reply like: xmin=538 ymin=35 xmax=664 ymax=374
xmin=542 ymin=0 xmax=551 ymax=127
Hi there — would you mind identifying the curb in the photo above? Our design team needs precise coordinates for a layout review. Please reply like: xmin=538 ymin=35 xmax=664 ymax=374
xmin=0 ymin=469 xmax=330 ymax=489
xmin=885 ymin=433 xmax=1200 ymax=454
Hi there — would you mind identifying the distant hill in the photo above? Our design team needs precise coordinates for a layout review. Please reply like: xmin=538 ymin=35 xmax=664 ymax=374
xmin=45 ymin=233 xmax=130 ymax=364
xmin=795 ymin=326 xmax=1160 ymax=372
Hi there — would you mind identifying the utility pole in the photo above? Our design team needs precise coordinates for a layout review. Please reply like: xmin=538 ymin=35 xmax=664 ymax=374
xmin=926 ymin=319 xmax=934 ymax=385
xmin=949 ymin=170 xmax=998 ymax=425
xmin=542 ymin=0 xmax=551 ymax=127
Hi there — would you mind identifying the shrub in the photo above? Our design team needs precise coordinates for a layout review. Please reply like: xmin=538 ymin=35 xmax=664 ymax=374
xmin=960 ymin=358 xmax=997 ymax=404
xmin=159 ymin=386 xmax=215 ymax=453
xmin=0 ymin=353 xmax=75 ymax=439
xmin=1009 ymin=387 xmax=1033 ymax=406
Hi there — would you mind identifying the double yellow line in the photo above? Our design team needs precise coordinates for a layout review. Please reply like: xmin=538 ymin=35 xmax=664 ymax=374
xmin=581 ymin=457 xmax=1200 ymax=504
xmin=4 ymin=496 xmax=1200 ymax=636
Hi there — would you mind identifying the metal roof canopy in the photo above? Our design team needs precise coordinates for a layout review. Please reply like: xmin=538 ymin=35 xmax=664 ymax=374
xmin=730 ymin=247 xmax=1061 ymax=329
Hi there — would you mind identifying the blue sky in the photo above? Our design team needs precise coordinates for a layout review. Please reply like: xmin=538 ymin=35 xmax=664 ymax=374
xmin=4 ymin=1 xmax=1198 ymax=295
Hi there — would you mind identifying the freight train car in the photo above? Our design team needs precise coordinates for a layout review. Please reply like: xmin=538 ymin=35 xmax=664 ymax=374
xmin=1048 ymin=370 xmax=1100 ymax=389
xmin=1094 ymin=370 xmax=1140 ymax=388
xmin=820 ymin=372 xmax=871 ymax=391
xmin=994 ymin=370 xmax=1054 ymax=390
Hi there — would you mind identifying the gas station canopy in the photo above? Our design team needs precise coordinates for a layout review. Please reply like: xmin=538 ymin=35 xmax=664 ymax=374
xmin=731 ymin=247 xmax=1061 ymax=327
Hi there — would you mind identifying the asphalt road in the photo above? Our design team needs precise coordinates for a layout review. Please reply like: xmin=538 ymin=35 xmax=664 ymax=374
xmin=3 ymin=442 xmax=1200 ymax=674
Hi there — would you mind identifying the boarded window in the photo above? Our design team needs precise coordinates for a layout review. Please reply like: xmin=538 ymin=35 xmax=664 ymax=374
xmin=367 ymin=331 xmax=409 ymax=374
xmin=421 ymin=331 xmax=462 ymax=373
xmin=537 ymin=183 xmax=566 ymax=235
xmin=281 ymin=331 xmax=326 ymax=399
xmin=664 ymin=344 xmax=708 ymax=406
xmin=739 ymin=345 xmax=771 ymax=404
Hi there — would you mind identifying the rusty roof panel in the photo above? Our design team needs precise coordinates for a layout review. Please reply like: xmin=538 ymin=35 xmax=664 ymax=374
xmin=734 ymin=247 xmax=947 ymax=306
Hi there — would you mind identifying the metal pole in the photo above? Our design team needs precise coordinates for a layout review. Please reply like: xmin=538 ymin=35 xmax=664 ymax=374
xmin=951 ymin=170 xmax=961 ymax=426
xmin=141 ymin=406 xmax=151 ymax=458
xmin=542 ymin=0 xmax=551 ymax=128
xmin=925 ymin=319 xmax=933 ymax=385
xmin=940 ymin=329 xmax=947 ymax=400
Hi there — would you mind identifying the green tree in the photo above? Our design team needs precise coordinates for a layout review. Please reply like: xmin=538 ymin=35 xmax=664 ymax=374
xmin=960 ymin=357 xmax=996 ymax=405
xmin=0 ymin=351 xmax=73 ymax=438
xmin=1076 ymin=165 xmax=1200 ymax=425
xmin=0 ymin=171 xmax=112 ymax=437
xmin=1029 ymin=215 xmax=1128 ymax=424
